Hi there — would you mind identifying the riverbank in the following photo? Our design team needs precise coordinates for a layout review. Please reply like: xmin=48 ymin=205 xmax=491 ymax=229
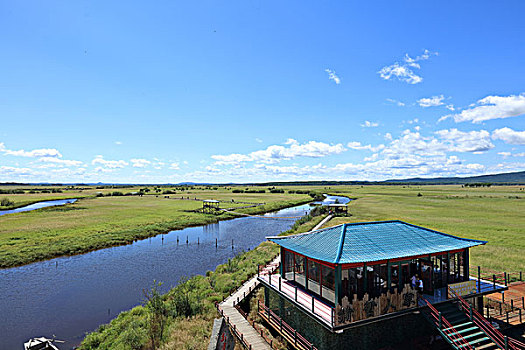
xmin=0 ymin=193 xmax=312 ymax=268
xmin=80 ymin=210 xmax=327 ymax=350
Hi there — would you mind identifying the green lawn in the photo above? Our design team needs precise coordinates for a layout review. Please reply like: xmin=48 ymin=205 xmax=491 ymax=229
xmin=0 ymin=188 xmax=311 ymax=268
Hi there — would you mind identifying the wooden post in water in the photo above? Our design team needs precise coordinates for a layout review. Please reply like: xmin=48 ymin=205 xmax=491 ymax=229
xmin=177 ymin=236 xmax=179 ymax=244
xmin=215 ymin=238 xmax=218 ymax=248
xmin=197 ymin=237 xmax=199 ymax=245
xmin=231 ymin=239 xmax=234 ymax=249
xmin=186 ymin=236 xmax=188 ymax=245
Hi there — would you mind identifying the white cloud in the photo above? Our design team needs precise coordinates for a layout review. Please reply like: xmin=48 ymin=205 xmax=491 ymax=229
xmin=378 ymin=49 xmax=437 ymax=84
xmin=0 ymin=166 xmax=36 ymax=177
xmin=94 ymin=166 xmax=116 ymax=173
xmin=115 ymin=141 xmax=122 ymax=145
xmin=418 ymin=95 xmax=445 ymax=107
xmin=386 ymin=98 xmax=405 ymax=107
xmin=361 ymin=121 xmax=379 ymax=128
xmin=378 ymin=63 xmax=422 ymax=84
xmin=325 ymin=69 xmax=341 ymax=84
xmin=92 ymin=155 xmax=128 ymax=168
xmin=130 ymin=158 xmax=151 ymax=168
xmin=3 ymin=147 xmax=62 ymax=158
xmin=384 ymin=133 xmax=393 ymax=141
xmin=441 ymin=94 xmax=525 ymax=123
xmin=435 ymin=129 xmax=494 ymax=152
xmin=498 ymin=152 xmax=511 ymax=158
xmin=212 ymin=139 xmax=346 ymax=165
xmin=347 ymin=142 xmax=385 ymax=152
xmin=170 ymin=162 xmax=180 ymax=170
xmin=38 ymin=157 xmax=84 ymax=167
xmin=492 ymin=127 xmax=525 ymax=145
xmin=255 ymin=138 xmax=263 ymax=143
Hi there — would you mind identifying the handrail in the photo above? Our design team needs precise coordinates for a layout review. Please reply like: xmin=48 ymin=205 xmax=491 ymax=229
xmin=448 ymin=287 xmax=525 ymax=349
xmin=215 ymin=302 xmax=253 ymax=349
xmin=258 ymin=300 xmax=318 ymax=350
xmin=422 ymin=297 xmax=474 ymax=350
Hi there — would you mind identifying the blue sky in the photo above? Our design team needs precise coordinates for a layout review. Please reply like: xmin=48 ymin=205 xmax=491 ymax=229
xmin=0 ymin=1 xmax=524 ymax=183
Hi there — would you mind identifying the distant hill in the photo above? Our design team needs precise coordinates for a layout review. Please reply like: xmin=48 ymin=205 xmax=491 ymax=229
xmin=251 ymin=171 xmax=525 ymax=186
xmin=1 ymin=171 xmax=524 ymax=186
xmin=382 ymin=171 xmax=525 ymax=185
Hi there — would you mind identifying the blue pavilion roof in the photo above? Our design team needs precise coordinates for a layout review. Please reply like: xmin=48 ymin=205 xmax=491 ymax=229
xmin=268 ymin=220 xmax=486 ymax=265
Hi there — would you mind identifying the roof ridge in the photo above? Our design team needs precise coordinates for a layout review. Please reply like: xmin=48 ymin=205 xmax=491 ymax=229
xmin=334 ymin=223 xmax=347 ymax=264
xmin=265 ymin=223 xmax=342 ymax=240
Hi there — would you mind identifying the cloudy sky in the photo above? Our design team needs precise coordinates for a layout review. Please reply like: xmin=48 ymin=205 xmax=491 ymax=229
xmin=1 ymin=1 xmax=524 ymax=183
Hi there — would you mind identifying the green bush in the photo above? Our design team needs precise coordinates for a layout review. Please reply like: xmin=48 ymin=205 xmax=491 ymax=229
xmin=1 ymin=198 xmax=14 ymax=207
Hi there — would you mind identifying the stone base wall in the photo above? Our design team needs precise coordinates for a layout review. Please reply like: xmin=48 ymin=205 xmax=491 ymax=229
xmin=266 ymin=288 xmax=435 ymax=350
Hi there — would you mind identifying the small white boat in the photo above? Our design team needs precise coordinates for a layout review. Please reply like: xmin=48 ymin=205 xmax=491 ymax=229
xmin=24 ymin=337 xmax=60 ymax=350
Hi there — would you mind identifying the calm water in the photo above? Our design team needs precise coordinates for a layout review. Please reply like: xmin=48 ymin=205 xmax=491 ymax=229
xmin=0 ymin=195 xmax=347 ymax=349
xmin=0 ymin=198 xmax=78 ymax=216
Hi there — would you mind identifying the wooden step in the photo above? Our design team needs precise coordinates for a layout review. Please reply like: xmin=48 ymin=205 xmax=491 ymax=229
xmin=446 ymin=326 xmax=478 ymax=334
xmin=444 ymin=321 xmax=473 ymax=330
xmin=476 ymin=342 xmax=499 ymax=350
xmin=461 ymin=331 xmax=484 ymax=340
xmin=456 ymin=337 xmax=490 ymax=348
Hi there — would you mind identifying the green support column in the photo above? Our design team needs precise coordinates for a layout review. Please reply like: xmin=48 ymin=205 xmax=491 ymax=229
xmin=387 ymin=260 xmax=391 ymax=292
xmin=279 ymin=293 xmax=285 ymax=318
xmin=264 ymin=286 xmax=270 ymax=308
xmin=280 ymin=248 xmax=284 ymax=276
xmin=447 ymin=252 xmax=451 ymax=285
xmin=363 ymin=263 xmax=368 ymax=293
xmin=398 ymin=262 xmax=402 ymax=289
xmin=305 ymin=258 xmax=308 ymax=290
xmin=335 ymin=265 xmax=342 ymax=306
xmin=464 ymin=249 xmax=470 ymax=281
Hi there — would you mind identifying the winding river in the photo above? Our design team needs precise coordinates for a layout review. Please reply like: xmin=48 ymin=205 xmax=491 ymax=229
xmin=0 ymin=198 xmax=78 ymax=216
xmin=0 ymin=195 xmax=349 ymax=349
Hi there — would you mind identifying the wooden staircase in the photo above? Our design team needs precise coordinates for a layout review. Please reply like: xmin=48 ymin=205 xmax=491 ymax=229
xmin=432 ymin=301 xmax=499 ymax=350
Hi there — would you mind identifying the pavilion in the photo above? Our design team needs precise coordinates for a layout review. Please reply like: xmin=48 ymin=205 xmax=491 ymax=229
xmin=257 ymin=221 xmax=509 ymax=349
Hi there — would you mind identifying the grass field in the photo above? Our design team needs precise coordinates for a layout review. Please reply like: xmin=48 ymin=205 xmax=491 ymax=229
xmin=81 ymin=185 xmax=525 ymax=350
xmin=319 ymin=185 xmax=525 ymax=273
xmin=0 ymin=187 xmax=311 ymax=268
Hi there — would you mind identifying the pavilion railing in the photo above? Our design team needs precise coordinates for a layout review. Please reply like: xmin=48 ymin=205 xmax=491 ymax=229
xmin=471 ymin=265 xmax=523 ymax=285
xmin=448 ymin=287 xmax=525 ymax=350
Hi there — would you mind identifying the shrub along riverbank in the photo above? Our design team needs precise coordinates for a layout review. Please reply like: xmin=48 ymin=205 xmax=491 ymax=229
xmin=80 ymin=211 xmax=327 ymax=350
xmin=0 ymin=193 xmax=312 ymax=268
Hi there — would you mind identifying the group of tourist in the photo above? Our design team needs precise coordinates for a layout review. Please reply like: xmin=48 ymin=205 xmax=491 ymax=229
xmin=411 ymin=274 xmax=424 ymax=293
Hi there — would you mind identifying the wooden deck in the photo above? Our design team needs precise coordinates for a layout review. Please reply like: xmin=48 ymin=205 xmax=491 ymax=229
xmin=216 ymin=214 xmax=333 ymax=349
xmin=219 ymin=257 xmax=278 ymax=350
xmin=485 ymin=281 xmax=525 ymax=326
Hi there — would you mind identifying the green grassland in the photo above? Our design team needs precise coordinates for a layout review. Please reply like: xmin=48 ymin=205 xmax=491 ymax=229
xmin=0 ymin=187 xmax=311 ymax=268
xmin=320 ymin=185 xmax=525 ymax=273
